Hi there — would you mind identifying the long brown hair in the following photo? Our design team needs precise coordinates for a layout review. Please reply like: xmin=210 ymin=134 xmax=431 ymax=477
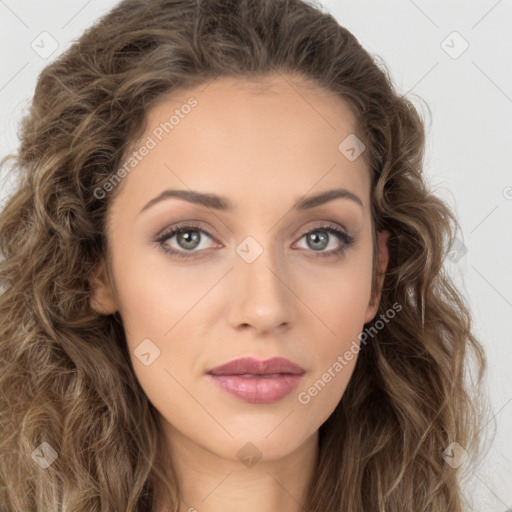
xmin=0 ymin=0 xmax=490 ymax=510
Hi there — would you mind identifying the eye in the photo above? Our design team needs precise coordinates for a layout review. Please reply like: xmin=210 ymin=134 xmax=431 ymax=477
xmin=154 ymin=222 xmax=355 ymax=260
xmin=294 ymin=224 xmax=355 ymax=257
xmin=155 ymin=224 xmax=219 ymax=259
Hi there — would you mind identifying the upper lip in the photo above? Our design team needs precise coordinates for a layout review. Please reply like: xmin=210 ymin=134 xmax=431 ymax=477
xmin=207 ymin=357 xmax=305 ymax=376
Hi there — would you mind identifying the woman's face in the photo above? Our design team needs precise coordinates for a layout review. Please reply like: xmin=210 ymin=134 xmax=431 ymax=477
xmin=90 ymin=74 xmax=389 ymax=462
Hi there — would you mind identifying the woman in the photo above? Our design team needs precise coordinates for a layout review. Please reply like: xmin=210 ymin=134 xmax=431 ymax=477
xmin=0 ymin=0 xmax=489 ymax=510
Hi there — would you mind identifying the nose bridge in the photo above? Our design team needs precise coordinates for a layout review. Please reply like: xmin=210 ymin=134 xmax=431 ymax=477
xmin=228 ymin=232 xmax=293 ymax=332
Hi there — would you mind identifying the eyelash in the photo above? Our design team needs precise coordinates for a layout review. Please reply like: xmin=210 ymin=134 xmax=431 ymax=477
xmin=154 ymin=223 xmax=355 ymax=260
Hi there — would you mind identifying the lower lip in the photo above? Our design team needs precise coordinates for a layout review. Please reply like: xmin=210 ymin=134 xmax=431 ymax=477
xmin=207 ymin=373 xmax=304 ymax=404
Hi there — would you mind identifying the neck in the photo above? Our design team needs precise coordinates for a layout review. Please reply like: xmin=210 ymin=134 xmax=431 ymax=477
xmin=155 ymin=423 xmax=319 ymax=512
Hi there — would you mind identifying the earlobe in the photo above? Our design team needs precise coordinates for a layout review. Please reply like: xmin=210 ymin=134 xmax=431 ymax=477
xmin=364 ymin=229 xmax=391 ymax=323
xmin=89 ymin=258 xmax=118 ymax=315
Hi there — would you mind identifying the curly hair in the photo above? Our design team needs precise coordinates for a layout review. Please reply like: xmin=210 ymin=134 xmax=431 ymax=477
xmin=0 ymin=0 xmax=490 ymax=510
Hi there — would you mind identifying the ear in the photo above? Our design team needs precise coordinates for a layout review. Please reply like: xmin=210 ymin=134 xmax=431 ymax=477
xmin=364 ymin=229 xmax=390 ymax=323
xmin=89 ymin=257 xmax=118 ymax=315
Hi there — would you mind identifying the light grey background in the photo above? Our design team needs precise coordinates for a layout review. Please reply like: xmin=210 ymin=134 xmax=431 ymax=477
xmin=1 ymin=1 xmax=511 ymax=510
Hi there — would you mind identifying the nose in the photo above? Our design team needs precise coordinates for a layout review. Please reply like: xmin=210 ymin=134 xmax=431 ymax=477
xmin=226 ymin=242 xmax=295 ymax=336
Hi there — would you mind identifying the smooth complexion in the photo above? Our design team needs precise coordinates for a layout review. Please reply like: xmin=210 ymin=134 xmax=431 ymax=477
xmin=90 ymin=73 xmax=390 ymax=512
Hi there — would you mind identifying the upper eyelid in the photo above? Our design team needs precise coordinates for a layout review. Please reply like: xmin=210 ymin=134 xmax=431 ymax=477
xmin=156 ymin=223 xmax=215 ymax=241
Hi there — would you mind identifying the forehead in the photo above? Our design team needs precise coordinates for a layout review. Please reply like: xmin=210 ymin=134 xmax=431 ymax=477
xmin=110 ymin=73 xmax=370 ymax=217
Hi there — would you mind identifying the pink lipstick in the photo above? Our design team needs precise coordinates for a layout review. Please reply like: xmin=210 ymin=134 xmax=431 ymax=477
xmin=206 ymin=356 xmax=305 ymax=404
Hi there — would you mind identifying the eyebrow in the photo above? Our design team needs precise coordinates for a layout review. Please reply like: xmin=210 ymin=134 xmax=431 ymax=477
xmin=138 ymin=187 xmax=363 ymax=215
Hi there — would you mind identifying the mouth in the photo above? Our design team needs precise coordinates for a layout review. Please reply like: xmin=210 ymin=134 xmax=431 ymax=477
xmin=206 ymin=356 xmax=305 ymax=404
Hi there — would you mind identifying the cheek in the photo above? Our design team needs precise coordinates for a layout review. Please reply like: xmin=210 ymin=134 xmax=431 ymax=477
xmin=301 ymin=250 xmax=374 ymax=338
xmin=109 ymin=236 xmax=201 ymax=342
xmin=296 ymin=249 xmax=373 ymax=406
xmin=296 ymin=285 xmax=369 ymax=431
xmin=109 ymin=241 xmax=216 ymax=396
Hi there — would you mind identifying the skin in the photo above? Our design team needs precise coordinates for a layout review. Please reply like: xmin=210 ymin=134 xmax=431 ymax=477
xmin=90 ymin=73 xmax=390 ymax=512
